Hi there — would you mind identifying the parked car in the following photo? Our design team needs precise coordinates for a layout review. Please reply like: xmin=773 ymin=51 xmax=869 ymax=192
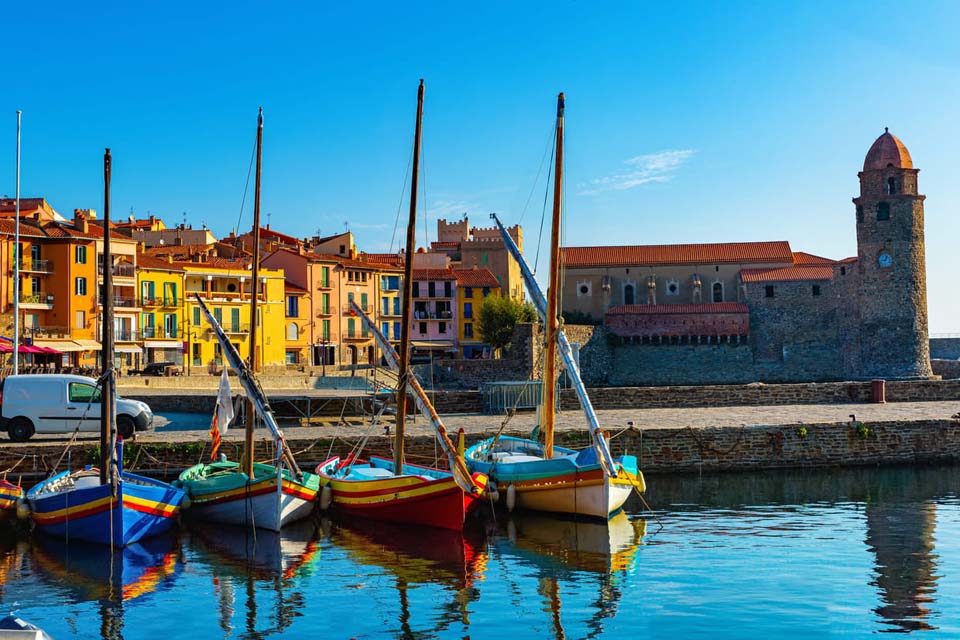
xmin=0 ymin=374 xmax=154 ymax=442
xmin=141 ymin=361 xmax=179 ymax=376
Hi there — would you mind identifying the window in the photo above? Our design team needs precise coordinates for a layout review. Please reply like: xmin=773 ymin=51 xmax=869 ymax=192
xmin=464 ymin=302 xmax=473 ymax=319
xmin=142 ymin=313 xmax=155 ymax=338
xmin=412 ymin=282 xmax=420 ymax=297
xmin=75 ymin=245 xmax=87 ymax=264
xmin=666 ymin=280 xmax=680 ymax=296
xmin=419 ymin=322 xmax=427 ymax=334
xmin=322 ymin=319 xmax=331 ymax=341
xmin=383 ymin=297 xmax=390 ymax=315
xmin=464 ymin=287 xmax=473 ymax=298
xmin=840 ymin=266 xmax=846 ymax=276
xmin=439 ymin=322 xmax=447 ymax=334
xmin=141 ymin=281 xmax=155 ymax=304
xmin=31 ymin=276 xmax=40 ymax=295
xmin=288 ymin=322 xmax=298 ymax=341
xmin=877 ymin=202 xmax=890 ymax=221
xmin=624 ymin=284 xmax=635 ymax=305
xmin=75 ymin=310 xmax=86 ymax=330
xmin=886 ymin=177 xmax=896 ymax=195
xmin=321 ymin=266 xmax=330 ymax=287
xmin=347 ymin=292 xmax=355 ymax=309
xmin=393 ymin=322 xmax=401 ymax=340
xmin=164 ymin=313 xmax=177 ymax=338
xmin=286 ymin=295 xmax=298 ymax=317
xmin=214 ymin=307 xmax=223 ymax=325
xmin=31 ymin=245 xmax=41 ymax=261
xmin=192 ymin=343 xmax=201 ymax=367
xmin=74 ymin=277 xmax=87 ymax=296
xmin=361 ymin=293 xmax=368 ymax=311
xmin=712 ymin=282 xmax=723 ymax=303
xmin=765 ymin=285 xmax=775 ymax=298
xmin=193 ymin=306 xmax=201 ymax=326
xmin=428 ymin=282 xmax=436 ymax=298
xmin=482 ymin=288 xmax=490 ymax=297
xmin=68 ymin=383 xmax=101 ymax=403
xmin=393 ymin=297 xmax=400 ymax=315
xmin=322 ymin=293 xmax=331 ymax=314
xmin=464 ymin=322 xmax=474 ymax=339
xmin=163 ymin=282 xmax=177 ymax=306
xmin=285 ymin=351 xmax=298 ymax=365
xmin=339 ymin=244 xmax=346 ymax=255
xmin=444 ymin=281 xmax=452 ymax=297
xmin=577 ymin=281 xmax=592 ymax=297
xmin=348 ymin=318 xmax=356 ymax=337
xmin=382 ymin=322 xmax=389 ymax=336
xmin=231 ymin=308 xmax=241 ymax=333
xmin=812 ymin=285 xmax=821 ymax=297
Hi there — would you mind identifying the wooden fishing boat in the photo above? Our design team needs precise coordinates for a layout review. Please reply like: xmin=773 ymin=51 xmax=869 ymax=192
xmin=25 ymin=149 xmax=185 ymax=546
xmin=176 ymin=108 xmax=319 ymax=532
xmin=0 ymin=478 xmax=21 ymax=511
xmin=464 ymin=94 xmax=646 ymax=519
xmin=316 ymin=80 xmax=487 ymax=531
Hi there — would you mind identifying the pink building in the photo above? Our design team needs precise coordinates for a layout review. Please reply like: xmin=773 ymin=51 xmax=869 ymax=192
xmin=410 ymin=268 xmax=458 ymax=361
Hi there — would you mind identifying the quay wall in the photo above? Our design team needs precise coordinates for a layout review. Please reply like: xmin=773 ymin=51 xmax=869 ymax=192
xmin=5 ymin=418 xmax=959 ymax=480
xmin=932 ymin=359 xmax=960 ymax=380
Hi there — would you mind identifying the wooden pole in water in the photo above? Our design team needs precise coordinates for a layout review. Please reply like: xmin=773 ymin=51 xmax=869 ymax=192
xmin=100 ymin=148 xmax=116 ymax=486
xmin=245 ymin=107 xmax=264 ymax=478
xmin=542 ymin=93 xmax=564 ymax=460
xmin=395 ymin=79 xmax=424 ymax=474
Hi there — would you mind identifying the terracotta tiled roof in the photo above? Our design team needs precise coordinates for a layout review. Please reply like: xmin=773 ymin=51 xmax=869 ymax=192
xmin=431 ymin=241 xmax=460 ymax=249
xmin=41 ymin=222 xmax=129 ymax=241
xmin=175 ymin=256 xmax=253 ymax=270
xmin=453 ymin=268 xmax=499 ymax=287
xmin=839 ymin=256 xmax=858 ymax=264
xmin=137 ymin=253 xmax=185 ymax=272
xmin=740 ymin=266 xmax=834 ymax=283
xmin=284 ymin=282 xmax=308 ymax=293
xmin=561 ymin=241 xmax=793 ymax=268
xmin=606 ymin=303 xmax=748 ymax=315
xmin=0 ymin=219 xmax=48 ymax=237
xmin=413 ymin=268 xmax=456 ymax=280
xmin=863 ymin=130 xmax=913 ymax=171
xmin=360 ymin=252 xmax=404 ymax=265
xmin=792 ymin=251 xmax=836 ymax=265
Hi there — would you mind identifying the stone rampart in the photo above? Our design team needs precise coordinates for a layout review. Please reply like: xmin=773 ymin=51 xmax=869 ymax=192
xmin=931 ymin=338 xmax=960 ymax=360
xmin=932 ymin=359 xmax=960 ymax=380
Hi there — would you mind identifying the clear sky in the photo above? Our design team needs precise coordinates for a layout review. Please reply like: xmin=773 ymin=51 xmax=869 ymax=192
xmin=3 ymin=1 xmax=959 ymax=332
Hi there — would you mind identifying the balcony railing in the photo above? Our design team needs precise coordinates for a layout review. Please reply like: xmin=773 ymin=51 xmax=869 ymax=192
xmin=140 ymin=296 xmax=180 ymax=307
xmin=318 ymin=306 xmax=337 ymax=316
xmin=142 ymin=327 xmax=182 ymax=340
xmin=98 ymin=263 xmax=136 ymax=278
xmin=20 ymin=292 xmax=54 ymax=306
xmin=100 ymin=329 xmax=141 ymax=342
xmin=185 ymin=289 xmax=265 ymax=303
xmin=19 ymin=259 xmax=52 ymax=273
xmin=20 ymin=325 xmax=71 ymax=339
xmin=413 ymin=310 xmax=453 ymax=320
xmin=223 ymin=323 xmax=250 ymax=335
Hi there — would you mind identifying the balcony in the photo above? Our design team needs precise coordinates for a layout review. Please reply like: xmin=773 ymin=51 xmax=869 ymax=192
xmin=100 ymin=329 xmax=141 ymax=342
xmin=142 ymin=327 xmax=182 ymax=340
xmin=186 ymin=289 xmax=265 ymax=303
xmin=20 ymin=325 xmax=70 ymax=339
xmin=317 ymin=306 xmax=337 ymax=316
xmin=413 ymin=310 xmax=453 ymax=320
xmin=317 ymin=280 xmax=333 ymax=290
xmin=223 ymin=323 xmax=251 ymax=335
xmin=98 ymin=295 xmax=139 ymax=309
xmin=140 ymin=296 xmax=180 ymax=308
xmin=98 ymin=263 xmax=136 ymax=278
xmin=19 ymin=259 xmax=52 ymax=273
xmin=346 ymin=303 xmax=373 ymax=315
xmin=344 ymin=330 xmax=370 ymax=341
xmin=20 ymin=292 xmax=54 ymax=309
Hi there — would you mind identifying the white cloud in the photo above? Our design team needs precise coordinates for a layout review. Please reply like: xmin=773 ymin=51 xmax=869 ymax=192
xmin=577 ymin=149 xmax=696 ymax=196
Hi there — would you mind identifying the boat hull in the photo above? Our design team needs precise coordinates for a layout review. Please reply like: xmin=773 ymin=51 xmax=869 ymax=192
xmin=0 ymin=480 xmax=21 ymax=511
xmin=316 ymin=455 xmax=487 ymax=531
xmin=465 ymin=436 xmax=643 ymax=519
xmin=26 ymin=471 xmax=184 ymax=547
xmin=177 ymin=461 xmax=319 ymax=532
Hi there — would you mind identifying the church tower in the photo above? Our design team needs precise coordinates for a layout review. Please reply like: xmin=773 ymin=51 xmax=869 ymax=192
xmin=853 ymin=129 xmax=932 ymax=378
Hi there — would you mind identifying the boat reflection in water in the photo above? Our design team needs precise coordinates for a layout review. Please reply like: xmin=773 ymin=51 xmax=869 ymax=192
xmin=323 ymin=515 xmax=488 ymax=636
xmin=186 ymin=520 xmax=320 ymax=638
xmin=494 ymin=511 xmax=645 ymax=639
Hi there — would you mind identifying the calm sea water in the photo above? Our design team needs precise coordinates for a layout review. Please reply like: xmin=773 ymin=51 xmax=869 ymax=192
xmin=3 ymin=464 xmax=960 ymax=639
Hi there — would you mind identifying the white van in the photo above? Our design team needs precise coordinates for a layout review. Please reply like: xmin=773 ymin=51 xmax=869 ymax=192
xmin=0 ymin=374 xmax=154 ymax=442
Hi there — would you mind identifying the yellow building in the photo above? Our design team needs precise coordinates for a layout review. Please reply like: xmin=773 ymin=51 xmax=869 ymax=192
xmin=454 ymin=268 xmax=501 ymax=358
xmin=283 ymin=282 xmax=311 ymax=365
xmin=137 ymin=253 xmax=186 ymax=366
xmin=180 ymin=256 xmax=287 ymax=373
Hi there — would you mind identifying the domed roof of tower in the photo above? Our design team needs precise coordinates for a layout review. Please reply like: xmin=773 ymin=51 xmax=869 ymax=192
xmin=863 ymin=128 xmax=913 ymax=171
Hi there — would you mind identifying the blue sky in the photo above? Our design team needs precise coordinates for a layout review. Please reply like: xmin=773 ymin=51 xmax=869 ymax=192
xmin=3 ymin=1 xmax=959 ymax=331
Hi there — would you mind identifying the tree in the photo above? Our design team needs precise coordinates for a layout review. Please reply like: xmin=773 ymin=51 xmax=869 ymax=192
xmin=477 ymin=296 xmax=538 ymax=352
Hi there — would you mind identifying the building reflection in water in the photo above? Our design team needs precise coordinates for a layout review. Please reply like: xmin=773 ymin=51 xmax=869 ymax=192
xmin=865 ymin=502 xmax=940 ymax=632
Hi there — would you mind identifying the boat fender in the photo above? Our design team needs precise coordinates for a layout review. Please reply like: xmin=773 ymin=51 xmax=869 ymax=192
xmin=506 ymin=484 xmax=516 ymax=512
xmin=487 ymin=481 xmax=500 ymax=502
xmin=15 ymin=500 xmax=31 ymax=521
xmin=319 ymin=485 xmax=333 ymax=511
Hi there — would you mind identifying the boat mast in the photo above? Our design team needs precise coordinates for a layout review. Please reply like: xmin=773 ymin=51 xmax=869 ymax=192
xmin=541 ymin=92 xmax=564 ymax=460
xmin=395 ymin=79 xmax=424 ymax=474
xmin=100 ymin=148 xmax=116 ymax=487
xmin=12 ymin=111 xmax=21 ymax=375
xmin=245 ymin=107 xmax=264 ymax=478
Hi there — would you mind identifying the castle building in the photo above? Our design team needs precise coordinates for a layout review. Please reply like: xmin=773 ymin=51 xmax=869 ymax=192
xmin=560 ymin=130 xmax=932 ymax=384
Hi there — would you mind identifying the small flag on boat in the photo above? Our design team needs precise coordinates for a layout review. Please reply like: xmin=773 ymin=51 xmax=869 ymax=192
xmin=209 ymin=367 xmax=235 ymax=460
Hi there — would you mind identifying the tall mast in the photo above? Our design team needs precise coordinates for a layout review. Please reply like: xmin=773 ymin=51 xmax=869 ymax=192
xmin=100 ymin=148 xmax=116 ymax=486
xmin=542 ymin=92 xmax=564 ymax=460
xmin=245 ymin=107 xmax=264 ymax=478
xmin=395 ymin=79 xmax=424 ymax=474
xmin=12 ymin=111 xmax=21 ymax=375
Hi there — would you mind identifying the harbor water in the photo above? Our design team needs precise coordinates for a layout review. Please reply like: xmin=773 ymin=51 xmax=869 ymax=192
xmin=2 ymin=464 xmax=959 ymax=638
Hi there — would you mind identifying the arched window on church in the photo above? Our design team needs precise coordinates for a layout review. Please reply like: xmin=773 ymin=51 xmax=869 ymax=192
xmin=624 ymin=284 xmax=635 ymax=305
xmin=886 ymin=177 xmax=896 ymax=195
xmin=877 ymin=202 xmax=890 ymax=221
xmin=712 ymin=282 xmax=723 ymax=303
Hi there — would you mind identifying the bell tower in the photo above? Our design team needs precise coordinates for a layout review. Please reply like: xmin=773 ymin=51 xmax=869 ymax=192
xmin=853 ymin=129 xmax=932 ymax=378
